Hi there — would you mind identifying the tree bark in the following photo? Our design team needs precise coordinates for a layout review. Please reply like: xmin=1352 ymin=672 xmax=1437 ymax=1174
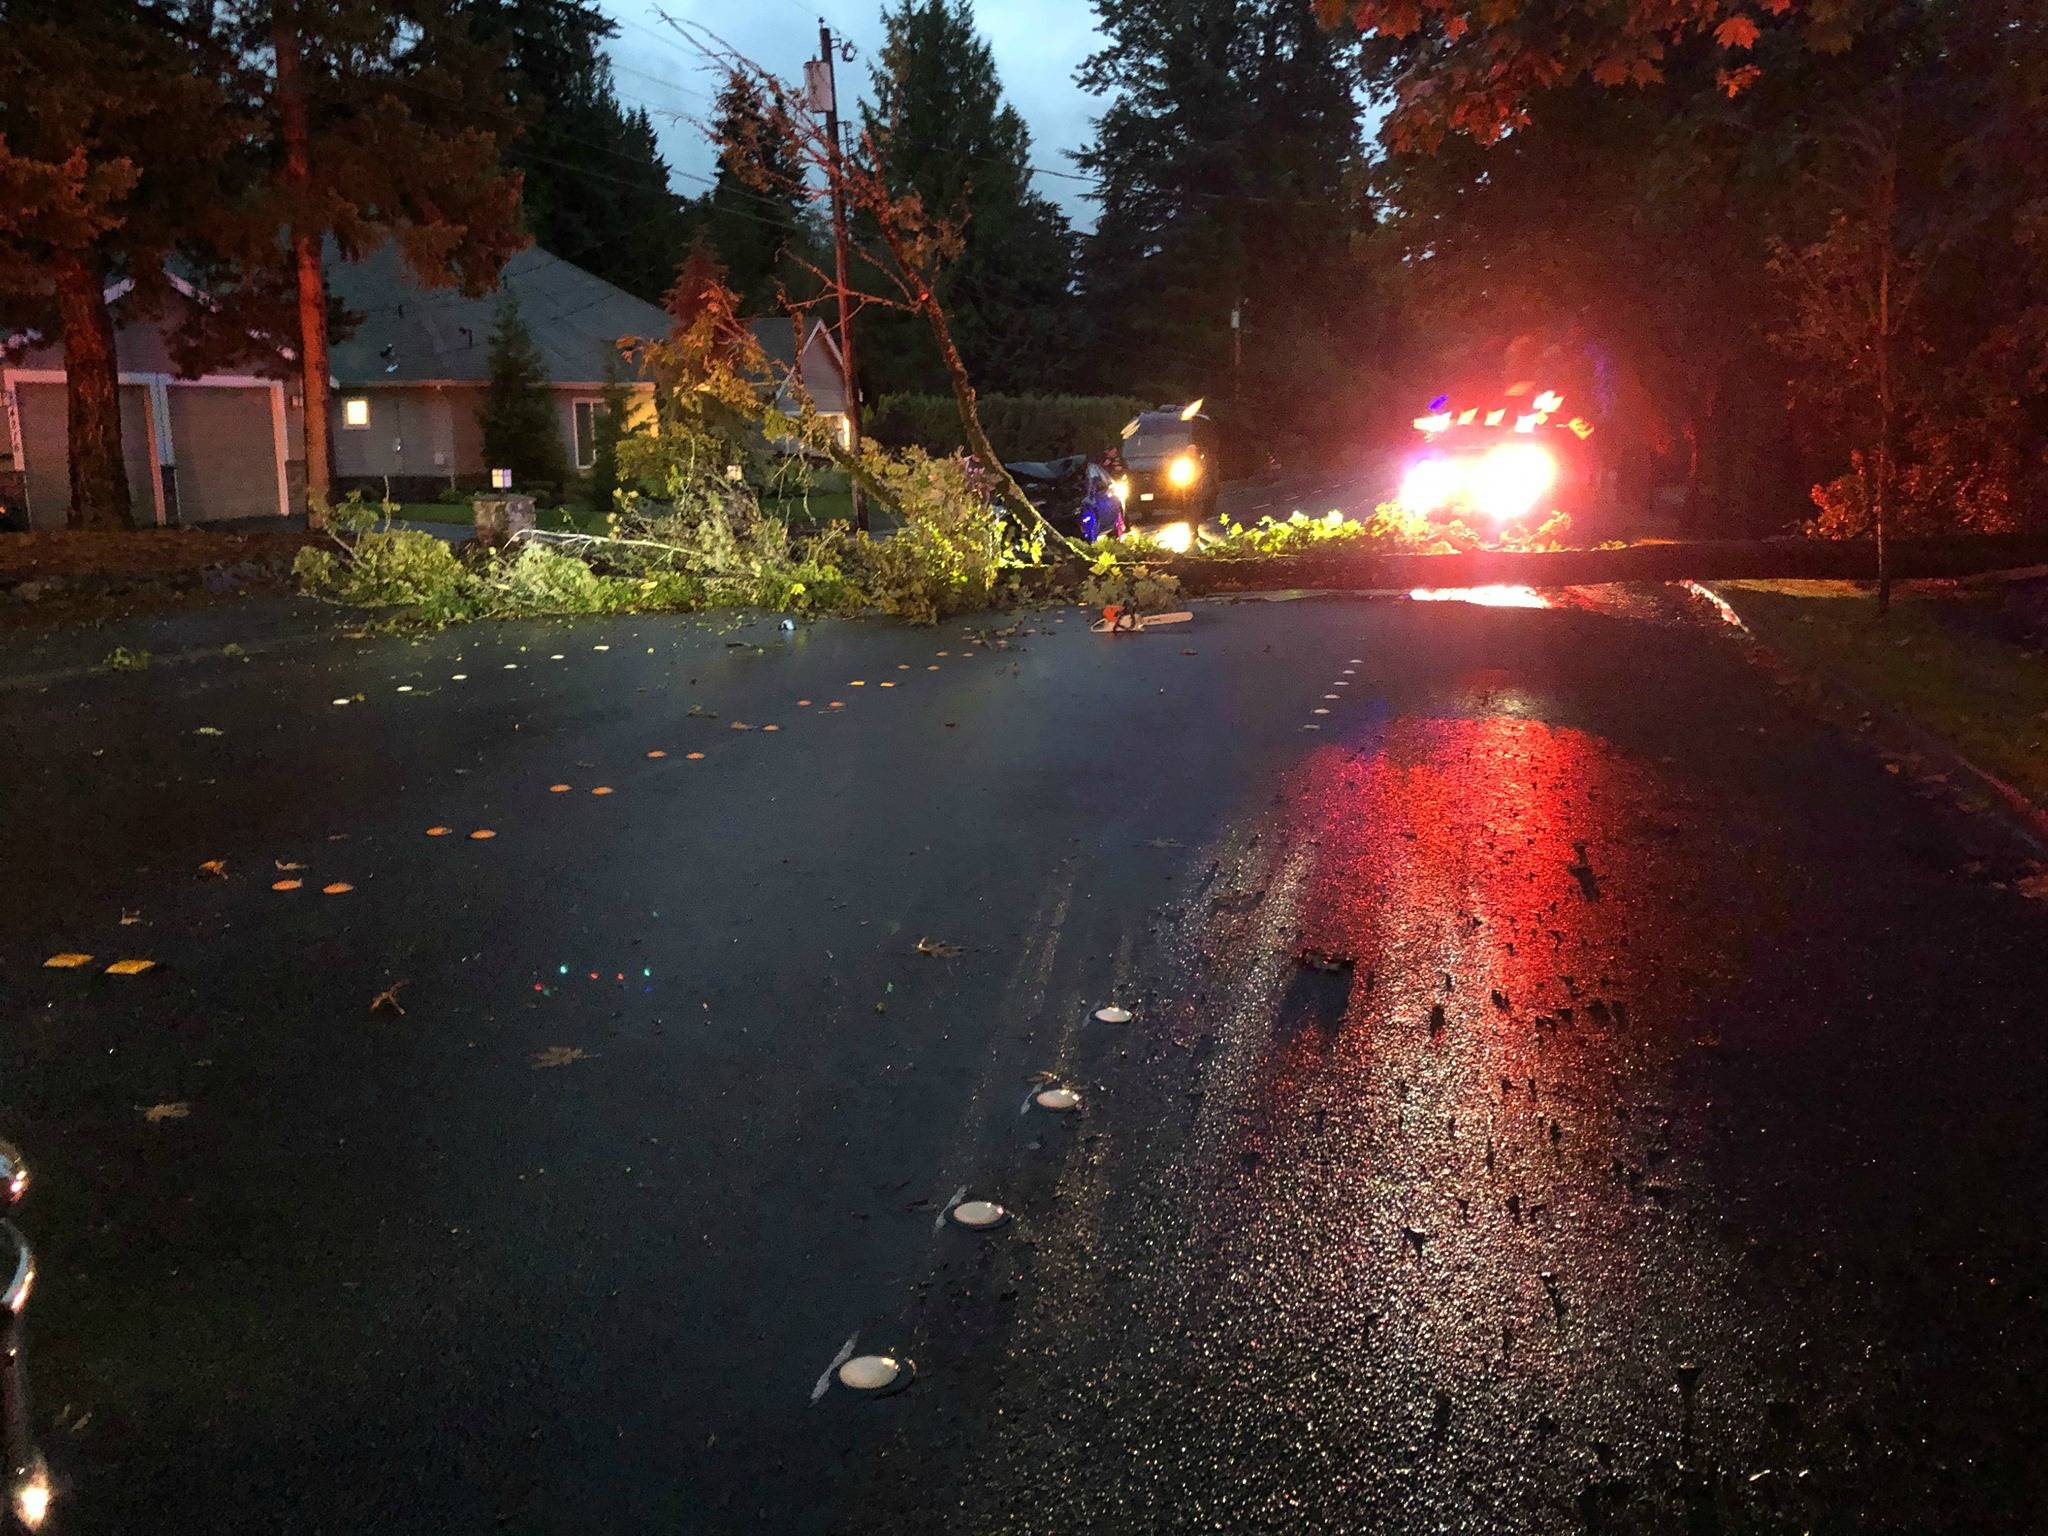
xmin=51 ymin=254 xmax=134 ymax=531
xmin=274 ymin=7 xmax=332 ymax=527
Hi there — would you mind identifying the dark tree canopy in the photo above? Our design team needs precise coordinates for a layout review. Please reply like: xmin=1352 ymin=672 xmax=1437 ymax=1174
xmin=859 ymin=0 xmax=1079 ymax=395
xmin=1078 ymin=0 xmax=1374 ymax=428
xmin=459 ymin=0 xmax=686 ymax=301
xmin=1318 ymin=0 xmax=1868 ymax=148
xmin=689 ymin=74 xmax=816 ymax=317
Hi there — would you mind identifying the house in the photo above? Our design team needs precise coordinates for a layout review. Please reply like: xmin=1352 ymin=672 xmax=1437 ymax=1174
xmin=0 ymin=245 xmax=856 ymax=527
xmin=323 ymin=242 xmax=670 ymax=497
xmin=1 ymin=273 xmax=301 ymax=526
xmin=745 ymin=317 xmax=854 ymax=448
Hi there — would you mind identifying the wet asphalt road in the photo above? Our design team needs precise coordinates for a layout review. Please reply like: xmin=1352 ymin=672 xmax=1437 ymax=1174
xmin=3 ymin=589 xmax=2046 ymax=1534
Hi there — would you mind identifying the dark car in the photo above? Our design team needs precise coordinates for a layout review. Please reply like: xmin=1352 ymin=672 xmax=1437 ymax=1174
xmin=1003 ymin=455 xmax=1126 ymax=543
xmin=1118 ymin=406 xmax=1220 ymax=521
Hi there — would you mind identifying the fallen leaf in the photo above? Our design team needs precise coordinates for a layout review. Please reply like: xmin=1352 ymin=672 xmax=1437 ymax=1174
xmin=370 ymin=981 xmax=409 ymax=1015
xmin=105 ymin=958 xmax=156 ymax=976
xmin=271 ymin=879 xmax=303 ymax=892
xmin=469 ymin=829 xmax=496 ymax=841
xmin=142 ymin=1102 xmax=190 ymax=1124
xmin=916 ymin=937 xmax=963 ymax=957
xmin=2017 ymin=870 xmax=2048 ymax=900
xmin=119 ymin=910 xmax=142 ymax=926
xmin=43 ymin=953 xmax=93 ymax=970
xmin=194 ymin=726 xmax=224 ymax=737
xmin=532 ymin=1046 xmax=590 ymax=1069
xmin=198 ymin=859 xmax=228 ymax=879
xmin=729 ymin=722 xmax=754 ymax=731
xmin=275 ymin=859 xmax=306 ymax=871
xmin=321 ymin=882 xmax=354 ymax=895
xmin=762 ymin=724 xmax=781 ymax=733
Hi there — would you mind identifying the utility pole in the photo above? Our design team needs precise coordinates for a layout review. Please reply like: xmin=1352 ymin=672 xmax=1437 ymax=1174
xmin=814 ymin=22 xmax=866 ymax=531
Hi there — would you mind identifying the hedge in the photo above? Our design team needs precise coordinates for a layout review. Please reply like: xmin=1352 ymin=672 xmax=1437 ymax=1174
xmin=866 ymin=393 xmax=1155 ymax=464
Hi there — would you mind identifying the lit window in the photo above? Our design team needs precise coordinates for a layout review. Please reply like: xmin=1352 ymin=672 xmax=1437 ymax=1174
xmin=342 ymin=397 xmax=369 ymax=428
xmin=573 ymin=400 xmax=599 ymax=469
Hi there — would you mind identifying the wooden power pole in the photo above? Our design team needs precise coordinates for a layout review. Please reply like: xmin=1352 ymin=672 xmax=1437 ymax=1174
xmin=814 ymin=22 xmax=866 ymax=531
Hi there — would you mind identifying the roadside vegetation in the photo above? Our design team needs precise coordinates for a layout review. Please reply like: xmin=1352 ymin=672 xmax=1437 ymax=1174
xmin=1725 ymin=582 xmax=2048 ymax=806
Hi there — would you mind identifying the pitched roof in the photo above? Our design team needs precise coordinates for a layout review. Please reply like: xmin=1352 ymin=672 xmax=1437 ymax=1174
xmin=326 ymin=242 xmax=672 ymax=386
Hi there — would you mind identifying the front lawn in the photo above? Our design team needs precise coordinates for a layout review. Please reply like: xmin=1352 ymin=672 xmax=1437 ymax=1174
xmin=1721 ymin=581 xmax=2048 ymax=806
xmin=390 ymin=502 xmax=611 ymax=534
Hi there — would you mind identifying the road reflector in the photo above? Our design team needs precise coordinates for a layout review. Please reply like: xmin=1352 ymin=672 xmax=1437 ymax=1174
xmin=105 ymin=958 xmax=156 ymax=976
xmin=322 ymin=882 xmax=354 ymax=895
xmin=952 ymin=1199 xmax=1009 ymax=1230
xmin=469 ymin=829 xmax=496 ymax=841
xmin=43 ymin=954 xmax=93 ymax=969
xmin=686 ymin=752 xmax=706 ymax=761
xmin=427 ymin=826 xmax=453 ymax=836
xmin=272 ymin=879 xmax=303 ymax=892
xmin=838 ymin=1354 xmax=907 ymax=1392
xmin=1094 ymin=1005 xmax=1132 ymax=1024
xmin=591 ymin=787 xmax=614 ymax=796
xmin=647 ymin=750 xmax=667 ymax=759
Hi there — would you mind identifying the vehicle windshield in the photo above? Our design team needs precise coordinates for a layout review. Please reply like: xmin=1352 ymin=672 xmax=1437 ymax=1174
xmin=1128 ymin=421 xmax=1193 ymax=452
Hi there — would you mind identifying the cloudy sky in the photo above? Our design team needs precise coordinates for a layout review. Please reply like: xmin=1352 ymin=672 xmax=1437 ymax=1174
xmin=601 ymin=0 xmax=1107 ymax=224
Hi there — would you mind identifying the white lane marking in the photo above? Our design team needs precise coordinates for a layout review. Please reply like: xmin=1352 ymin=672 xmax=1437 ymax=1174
xmin=934 ymin=1183 xmax=968 ymax=1233
xmin=812 ymin=1333 xmax=859 ymax=1403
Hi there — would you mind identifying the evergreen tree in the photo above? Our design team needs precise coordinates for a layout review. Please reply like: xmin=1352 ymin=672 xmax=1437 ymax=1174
xmin=460 ymin=0 xmax=686 ymax=301
xmin=0 ymin=0 xmax=246 ymax=528
xmin=693 ymin=75 xmax=815 ymax=315
xmin=1077 ymin=0 xmax=1368 ymax=424
xmin=237 ymin=0 xmax=527 ymax=516
xmin=860 ymin=0 xmax=1078 ymax=395
xmin=480 ymin=296 xmax=568 ymax=493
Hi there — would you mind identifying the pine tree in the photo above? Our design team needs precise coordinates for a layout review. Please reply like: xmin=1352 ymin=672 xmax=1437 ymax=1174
xmin=459 ymin=0 xmax=686 ymax=301
xmin=242 ymin=0 xmax=527 ymax=518
xmin=694 ymin=75 xmax=814 ymax=315
xmin=860 ymin=0 xmax=1078 ymax=395
xmin=0 ymin=1 xmax=244 ymax=529
xmin=480 ymin=296 xmax=568 ymax=493
xmin=1078 ymin=0 xmax=1367 ymax=421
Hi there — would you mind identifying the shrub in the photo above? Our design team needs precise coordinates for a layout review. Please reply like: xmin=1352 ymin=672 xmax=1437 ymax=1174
xmin=840 ymin=449 xmax=1007 ymax=623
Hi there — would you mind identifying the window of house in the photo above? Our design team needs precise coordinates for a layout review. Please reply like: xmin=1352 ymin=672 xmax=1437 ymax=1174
xmin=573 ymin=399 xmax=599 ymax=470
xmin=342 ymin=397 xmax=370 ymax=429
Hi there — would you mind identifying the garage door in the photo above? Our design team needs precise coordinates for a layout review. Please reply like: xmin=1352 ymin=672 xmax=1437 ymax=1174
xmin=165 ymin=385 xmax=279 ymax=522
xmin=16 ymin=381 xmax=159 ymax=528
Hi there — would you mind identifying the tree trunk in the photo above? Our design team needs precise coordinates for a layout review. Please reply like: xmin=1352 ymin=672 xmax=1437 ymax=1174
xmin=921 ymin=290 xmax=1071 ymax=552
xmin=274 ymin=7 xmax=332 ymax=527
xmin=51 ymin=254 xmax=134 ymax=531
xmin=1873 ymin=156 xmax=1895 ymax=616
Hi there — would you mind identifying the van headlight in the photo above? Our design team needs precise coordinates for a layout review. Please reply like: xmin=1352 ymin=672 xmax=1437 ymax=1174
xmin=1166 ymin=453 xmax=1201 ymax=489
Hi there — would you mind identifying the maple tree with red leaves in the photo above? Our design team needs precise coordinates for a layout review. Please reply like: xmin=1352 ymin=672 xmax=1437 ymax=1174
xmin=1316 ymin=0 xmax=1865 ymax=147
